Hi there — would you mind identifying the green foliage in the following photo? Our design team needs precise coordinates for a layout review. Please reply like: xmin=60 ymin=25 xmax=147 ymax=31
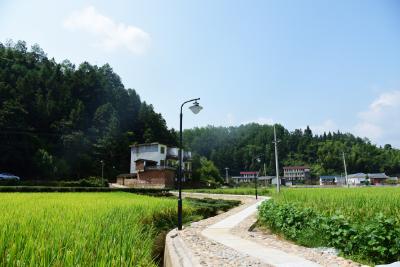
xmin=193 ymin=156 xmax=223 ymax=186
xmin=258 ymin=188 xmax=400 ymax=264
xmin=185 ymin=198 xmax=241 ymax=218
xmin=184 ymin=124 xmax=400 ymax=177
xmin=0 ymin=186 xmax=171 ymax=195
xmin=0 ymin=41 xmax=177 ymax=180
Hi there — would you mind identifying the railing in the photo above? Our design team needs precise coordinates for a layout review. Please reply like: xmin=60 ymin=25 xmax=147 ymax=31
xmin=145 ymin=166 xmax=176 ymax=171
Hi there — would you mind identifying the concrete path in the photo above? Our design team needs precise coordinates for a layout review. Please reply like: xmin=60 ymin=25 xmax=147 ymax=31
xmin=202 ymin=196 xmax=322 ymax=267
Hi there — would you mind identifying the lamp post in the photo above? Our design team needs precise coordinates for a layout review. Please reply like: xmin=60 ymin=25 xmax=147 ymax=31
xmin=225 ymin=167 xmax=229 ymax=184
xmin=273 ymin=125 xmax=281 ymax=193
xmin=251 ymin=155 xmax=262 ymax=199
xmin=178 ymin=98 xmax=202 ymax=231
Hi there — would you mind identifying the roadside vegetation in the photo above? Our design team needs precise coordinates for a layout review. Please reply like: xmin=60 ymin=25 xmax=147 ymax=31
xmin=185 ymin=186 xmax=270 ymax=196
xmin=0 ymin=192 xmax=240 ymax=266
xmin=258 ymin=188 xmax=400 ymax=265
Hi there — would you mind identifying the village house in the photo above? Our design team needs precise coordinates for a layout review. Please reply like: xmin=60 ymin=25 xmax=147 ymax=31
xmin=283 ymin=166 xmax=310 ymax=184
xmin=347 ymin=173 xmax=367 ymax=185
xmin=231 ymin=172 xmax=279 ymax=185
xmin=116 ymin=143 xmax=192 ymax=189
xmin=231 ymin=171 xmax=258 ymax=183
xmin=368 ymin=173 xmax=390 ymax=185
xmin=319 ymin=175 xmax=346 ymax=186
xmin=347 ymin=172 xmax=394 ymax=185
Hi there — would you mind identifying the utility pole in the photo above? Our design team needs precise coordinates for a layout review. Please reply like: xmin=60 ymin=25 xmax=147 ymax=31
xmin=264 ymin=145 xmax=267 ymax=186
xmin=342 ymin=152 xmax=349 ymax=187
xmin=225 ymin=167 xmax=229 ymax=184
xmin=273 ymin=125 xmax=280 ymax=193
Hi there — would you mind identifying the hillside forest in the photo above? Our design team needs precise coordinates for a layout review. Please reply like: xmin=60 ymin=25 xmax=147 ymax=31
xmin=0 ymin=40 xmax=176 ymax=180
xmin=184 ymin=124 xmax=400 ymax=178
xmin=1 ymin=40 xmax=399 ymax=181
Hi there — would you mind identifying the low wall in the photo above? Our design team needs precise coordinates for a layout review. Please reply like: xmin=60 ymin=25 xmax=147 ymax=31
xmin=164 ymin=229 xmax=201 ymax=267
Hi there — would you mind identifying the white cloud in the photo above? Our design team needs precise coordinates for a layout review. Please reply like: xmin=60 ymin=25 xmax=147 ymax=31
xmin=63 ymin=6 xmax=150 ymax=55
xmin=308 ymin=119 xmax=338 ymax=135
xmin=354 ymin=90 xmax=400 ymax=147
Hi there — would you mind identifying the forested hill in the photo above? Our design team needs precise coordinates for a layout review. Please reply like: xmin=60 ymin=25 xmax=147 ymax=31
xmin=0 ymin=41 xmax=177 ymax=180
xmin=183 ymin=124 xmax=400 ymax=177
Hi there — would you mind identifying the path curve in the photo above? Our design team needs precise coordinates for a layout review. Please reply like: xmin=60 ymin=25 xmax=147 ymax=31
xmin=164 ymin=192 xmax=361 ymax=267
xmin=202 ymin=196 xmax=320 ymax=267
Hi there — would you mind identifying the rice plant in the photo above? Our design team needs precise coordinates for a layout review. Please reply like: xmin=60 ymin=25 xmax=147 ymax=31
xmin=0 ymin=192 xmax=190 ymax=267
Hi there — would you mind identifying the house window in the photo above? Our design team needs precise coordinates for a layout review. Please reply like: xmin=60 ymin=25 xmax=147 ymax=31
xmin=160 ymin=160 xmax=165 ymax=166
xmin=160 ymin=146 xmax=165 ymax=154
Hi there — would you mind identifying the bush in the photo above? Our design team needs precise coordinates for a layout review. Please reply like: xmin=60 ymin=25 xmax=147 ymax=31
xmin=258 ymin=200 xmax=400 ymax=264
xmin=0 ymin=186 xmax=170 ymax=196
xmin=0 ymin=177 xmax=108 ymax=187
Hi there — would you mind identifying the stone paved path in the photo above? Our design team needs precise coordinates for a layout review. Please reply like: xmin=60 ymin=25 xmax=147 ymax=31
xmin=169 ymin=192 xmax=363 ymax=267
xmin=202 ymin=196 xmax=321 ymax=267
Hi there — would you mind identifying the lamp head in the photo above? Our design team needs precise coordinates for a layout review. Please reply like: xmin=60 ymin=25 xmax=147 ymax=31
xmin=189 ymin=101 xmax=203 ymax=114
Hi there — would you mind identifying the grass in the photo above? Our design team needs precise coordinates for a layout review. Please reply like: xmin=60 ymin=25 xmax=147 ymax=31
xmin=0 ymin=192 xmax=239 ymax=267
xmin=258 ymin=187 xmax=400 ymax=265
xmin=184 ymin=186 xmax=270 ymax=196
xmin=270 ymin=187 xmax=400 ymax=222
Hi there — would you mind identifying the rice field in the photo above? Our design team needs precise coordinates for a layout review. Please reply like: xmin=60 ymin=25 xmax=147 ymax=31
xmin=0 ymin=192 xmax=194 ymax=267
xmin=184 ymin=187 xmax=270 ymax=196
xmin=271 ymin=187 xmax=400 ymax=222
xmin=259 ymin=187 xmax=400 ymax=264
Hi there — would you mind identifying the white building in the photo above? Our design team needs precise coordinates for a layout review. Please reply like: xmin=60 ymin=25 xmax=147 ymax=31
xmin=283 ymin=166 xmax=311 ymax=183
xmin=319 ymin=175 xmax=347 ymax=186
xmin=231 ymin=172 xmax=258 ymax=183
xmin=130 ymin=143 xmax=192 ymax=178
xmin=347 ymin=173 xmax=367 ymax=185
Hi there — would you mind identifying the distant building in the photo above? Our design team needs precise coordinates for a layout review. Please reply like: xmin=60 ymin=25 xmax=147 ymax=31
xmin=319 ymin=175 xmax=346 ymax=186
xmin=231 ymin=172 xmax=258 ymax=183
xmin=347 ymin=173 xmax=367 ymax=185
xmin=258 ymin=176 xmax=277 ymax=185
xmin=283 ymin=166 xmax=310 ymax=184
xmin=347 ymin=172 xmax=391 ymax=185
xmin=116 ymin=143 xmax=192 ymax=188
xmin=368 ymin=173 xmax=389 ymax=185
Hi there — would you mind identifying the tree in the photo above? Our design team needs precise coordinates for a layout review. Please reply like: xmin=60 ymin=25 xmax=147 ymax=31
xmin=0 ymin=40 xmax=178 ymax=180
xmin=194 ymin=157 xmax=223 ymax=187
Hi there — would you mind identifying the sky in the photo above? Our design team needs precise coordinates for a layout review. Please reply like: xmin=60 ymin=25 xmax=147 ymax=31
xmin=1 ymin=0 xmax=400 ymax=147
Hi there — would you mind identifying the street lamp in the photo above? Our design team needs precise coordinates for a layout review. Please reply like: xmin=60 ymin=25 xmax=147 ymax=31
xmin=178 ymin=98 xmax=202 ymax=231
xmin=252 ymin=155 xmax=262 ymax=199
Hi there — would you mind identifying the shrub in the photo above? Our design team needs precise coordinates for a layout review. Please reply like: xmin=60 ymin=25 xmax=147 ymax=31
xmin=258 ymin=200 xmax=400 ymax=264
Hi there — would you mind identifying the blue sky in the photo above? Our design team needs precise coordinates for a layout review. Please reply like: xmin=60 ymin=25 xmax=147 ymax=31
xmin=1 ymin=0 xmax=400 ymax=147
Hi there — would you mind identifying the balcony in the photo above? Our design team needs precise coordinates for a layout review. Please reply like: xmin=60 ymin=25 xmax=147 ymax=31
xmin=166 ymin=147 xmax=192 ymax=160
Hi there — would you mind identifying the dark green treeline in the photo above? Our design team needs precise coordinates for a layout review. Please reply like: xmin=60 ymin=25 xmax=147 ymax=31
xmin=0 ymin=40 xmax=177 ymax=180
xmin=183 ymin=124 xmax=400 ymax=177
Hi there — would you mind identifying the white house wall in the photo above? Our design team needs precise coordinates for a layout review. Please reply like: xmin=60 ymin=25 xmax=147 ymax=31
xmin=130 ymin=144 xmax=167 ymax=173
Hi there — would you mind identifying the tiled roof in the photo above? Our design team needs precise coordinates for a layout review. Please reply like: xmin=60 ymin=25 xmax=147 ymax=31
xmin=368 ymin=173 xmax=389 ymax=179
